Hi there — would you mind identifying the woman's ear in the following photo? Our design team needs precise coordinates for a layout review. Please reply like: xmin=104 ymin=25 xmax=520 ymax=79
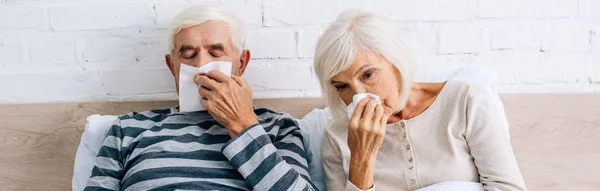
xmin=237 ymin=50 xmax=251 ymax=75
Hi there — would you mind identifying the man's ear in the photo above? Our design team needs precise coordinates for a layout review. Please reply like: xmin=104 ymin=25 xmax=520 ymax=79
xmin=237 ymin=50 xmax=251 ymax=75
xmin=165 ymin=54 xmax=175 ymax=76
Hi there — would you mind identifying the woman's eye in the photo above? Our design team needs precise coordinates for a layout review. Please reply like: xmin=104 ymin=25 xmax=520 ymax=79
xmin=363 ymin=71 xmax=374 ymax=80
xmin=335 ymin=84 xmax=348 ymax=91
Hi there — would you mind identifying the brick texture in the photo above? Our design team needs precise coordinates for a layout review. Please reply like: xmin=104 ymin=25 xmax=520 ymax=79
xmin=0 ymin=0 xmax=598 ymax=103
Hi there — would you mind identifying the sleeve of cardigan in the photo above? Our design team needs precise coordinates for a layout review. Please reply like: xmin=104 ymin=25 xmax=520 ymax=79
xmin=464 ymin=85 xmax=528 ymax=191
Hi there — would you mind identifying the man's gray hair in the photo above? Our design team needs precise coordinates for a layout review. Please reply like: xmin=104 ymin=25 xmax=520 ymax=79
xmin=168 ymin=5 xmax=245 ymax=54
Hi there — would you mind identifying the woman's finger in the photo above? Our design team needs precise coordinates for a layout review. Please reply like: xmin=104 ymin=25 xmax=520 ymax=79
xmin=361 ymin=99 xmax=378 ymax=123
xmin=350 ymin=98 xmax=370 ymax=122
xmin=379 ymin=120 xmax=387 ymax=137
xmin=373 ymin=104 xmax=384 ymax=122
xmin=360 ymin=99 xmax=378 ymax=132
xmin=380 ymin=115 xmax=389 ymax=132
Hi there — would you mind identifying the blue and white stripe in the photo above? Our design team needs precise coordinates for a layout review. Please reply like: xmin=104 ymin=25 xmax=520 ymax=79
xmin=84 ymin=108 xmax=316 ymax=191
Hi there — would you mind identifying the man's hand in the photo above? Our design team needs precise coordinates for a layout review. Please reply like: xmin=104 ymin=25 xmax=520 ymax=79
xmin=195 ymin=70 xmax=258 ymax=138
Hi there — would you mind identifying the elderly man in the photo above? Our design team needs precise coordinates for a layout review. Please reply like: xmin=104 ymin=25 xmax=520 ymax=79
xmin=84 ymin=5 xmax=316 ymax=191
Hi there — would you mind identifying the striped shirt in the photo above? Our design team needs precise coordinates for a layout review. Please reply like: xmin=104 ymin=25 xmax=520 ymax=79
xmin=84 ymin=107 xmax=316 ymax=191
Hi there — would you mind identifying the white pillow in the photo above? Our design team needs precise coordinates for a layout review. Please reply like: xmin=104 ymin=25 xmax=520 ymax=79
xmin=297 ymin=108 xmax=332 ymax=191
xmin=72 ymin=114 xmax=117 ymax=191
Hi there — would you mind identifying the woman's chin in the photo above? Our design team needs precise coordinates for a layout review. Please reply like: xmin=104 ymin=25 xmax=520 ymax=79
xmin=381 ymin=102 xmax=398 ymax=116
xmin=386 ymin=115 xmax=402 ymax=124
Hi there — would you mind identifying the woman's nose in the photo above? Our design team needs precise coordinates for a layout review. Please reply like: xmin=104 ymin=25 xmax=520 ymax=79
xmin=351 ymin=85 xmax=367 ymax=95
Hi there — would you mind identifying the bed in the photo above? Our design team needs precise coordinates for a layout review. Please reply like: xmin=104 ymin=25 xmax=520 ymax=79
xmin=0 ymin=94 xmax=598 ymax=190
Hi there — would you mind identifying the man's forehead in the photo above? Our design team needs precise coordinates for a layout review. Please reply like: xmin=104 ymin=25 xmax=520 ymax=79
xmin=176 ymin=38 xmax=227 ymax=49
xmin=175 ymin=22 xmax=233 ymax=48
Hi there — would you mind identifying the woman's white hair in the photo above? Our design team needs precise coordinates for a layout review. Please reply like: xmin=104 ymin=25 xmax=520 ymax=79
xmin=168 ymin=5 xmax=245 ymax=54
xmin=314 ymin=9 xmax=415 ymax=122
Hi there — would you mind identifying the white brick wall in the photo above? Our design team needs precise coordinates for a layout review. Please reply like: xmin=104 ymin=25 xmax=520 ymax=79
xmin=375 ymin=0 xmax=475 ymax=21
xmin=540 ymin=24 xmax=591 ymax=51
xmin=437 ymin=24 xmax=483 ymax=54
xmin=0 ymin=5 xmax=47 ymax=30
xmin=478 ymin=0 xmax=577 ymax=18
xmin=263 ymin=0 xmax=351 ymax=26
xmin=579 ymin=0 xmax=600 ymax=18
xmin=0 ymin=0 xmax=599 ymax=104
xmin=29 ymin=38 xmax=78 ymax=65
xmin=246 ymin=29 xmax=297 ymax=59
xmin=49 ymin=3 xmax=155 ymax=31
xmin=0 ymin=39 xmax=24 ymax=67
xmin=297 ymin=29 xmax=322 ymax=58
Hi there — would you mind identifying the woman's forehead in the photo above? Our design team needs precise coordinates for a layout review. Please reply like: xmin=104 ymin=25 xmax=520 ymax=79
xmin=331 ymin=51 xmax=385 ymax=81
xmin=353 ymin=50 xmax=383 ymax=66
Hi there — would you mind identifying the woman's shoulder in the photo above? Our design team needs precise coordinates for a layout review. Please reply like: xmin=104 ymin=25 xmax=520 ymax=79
xmin=442 ymin=80 xmax=496 ymax=102
xmin=321 ymin=120 xmax=349 ymax=157
xmin=443 ymin=80 xmax=505 ymax=121
xmin=323 ymin=120 xmax=349 ymax=141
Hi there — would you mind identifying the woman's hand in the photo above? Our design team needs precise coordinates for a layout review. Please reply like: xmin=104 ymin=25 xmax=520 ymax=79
xmin=347 ymin=98 xmax=388 ymax=190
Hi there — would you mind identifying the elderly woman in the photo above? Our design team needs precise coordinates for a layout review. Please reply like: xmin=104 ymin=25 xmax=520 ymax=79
xmin=314 ymin=10 xmax=527 ymax=191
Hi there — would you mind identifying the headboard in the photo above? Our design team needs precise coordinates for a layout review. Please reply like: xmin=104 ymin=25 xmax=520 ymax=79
xmin=0 ymin=94 xmax=598 ymax=191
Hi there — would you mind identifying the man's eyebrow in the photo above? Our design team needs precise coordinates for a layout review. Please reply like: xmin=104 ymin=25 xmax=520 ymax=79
xmin=179 ymin=45 xmax=196 ymax=53
xmin=208 ymin=43 xmax=225 ymax=51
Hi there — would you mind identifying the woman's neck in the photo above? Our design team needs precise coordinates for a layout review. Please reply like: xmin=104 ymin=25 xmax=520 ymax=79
xmin=387 ymin=82 xmax=446 ymax=124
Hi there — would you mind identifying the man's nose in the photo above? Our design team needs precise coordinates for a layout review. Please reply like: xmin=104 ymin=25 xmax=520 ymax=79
xmin=193 ymin=51 xmax=215 ymax=68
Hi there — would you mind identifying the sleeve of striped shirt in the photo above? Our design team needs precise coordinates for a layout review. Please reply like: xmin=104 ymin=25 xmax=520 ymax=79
xmin=84 ymin=119 xmax=125 ymax=191
xmin=222 ymin=116 xmax=317 ymax=191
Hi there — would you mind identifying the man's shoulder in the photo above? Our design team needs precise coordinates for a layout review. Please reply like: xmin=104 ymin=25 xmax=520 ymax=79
xmin=115 ymin=107 xmax=176 ymax=128
xmin=254 ymin=107 xmax=292 ymax=121
xmin=254 ymin=107 xmax=299 ymax=132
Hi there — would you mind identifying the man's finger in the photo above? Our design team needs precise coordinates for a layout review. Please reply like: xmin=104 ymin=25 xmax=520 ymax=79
xmin=200 ymin=97 xmax=210 ymax=110
xmin=231 ymin=75 xmax=247 ymax=87
xmin=196 ymin=75 xmax=218 ymax=90
xmin=198 ymin=86 xmax=213 ymax=98
xmin=206 ymin=70 xmax=231 ymax=83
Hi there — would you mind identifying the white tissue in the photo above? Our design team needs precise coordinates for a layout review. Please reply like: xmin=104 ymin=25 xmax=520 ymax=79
xmin=347 ymin=93 xmax=381 ymax=119
xmin=178 ymin=61 xmax=232 ymax=112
